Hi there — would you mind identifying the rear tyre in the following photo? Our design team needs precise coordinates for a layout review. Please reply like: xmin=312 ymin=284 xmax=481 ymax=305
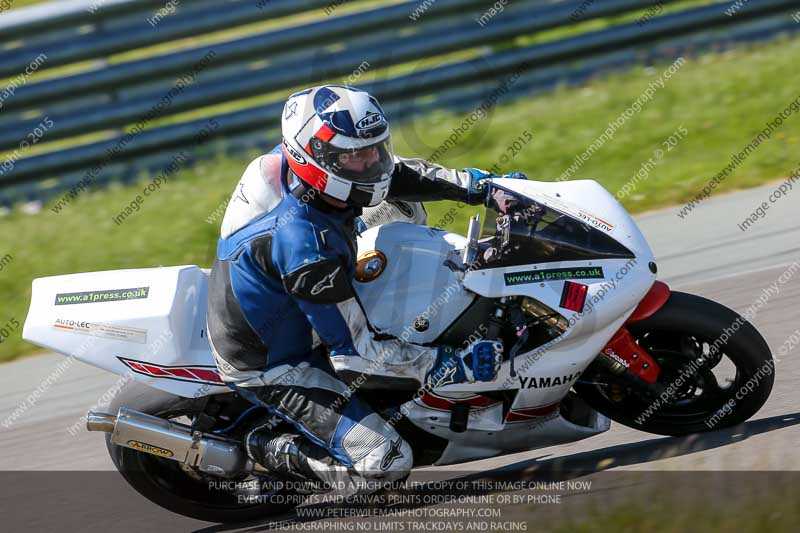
xmin=575 ymin=291 xmax=774 ymax=436
xmin=105 ymin=383 xmax=295 ymax=523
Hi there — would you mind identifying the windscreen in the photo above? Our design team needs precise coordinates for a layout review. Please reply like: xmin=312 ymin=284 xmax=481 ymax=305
xmin=474 ymin=184 xmax=634 ymax=269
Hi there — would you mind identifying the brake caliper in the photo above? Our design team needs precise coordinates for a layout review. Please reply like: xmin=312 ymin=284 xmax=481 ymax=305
xmin=601 ymin=327 xmax=660 ymax=383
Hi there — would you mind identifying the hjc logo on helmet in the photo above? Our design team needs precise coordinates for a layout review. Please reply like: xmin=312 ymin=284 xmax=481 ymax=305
xmin=356 ymin=111 xmax=386 ymax=133
xmin=285 ymin=144 xmax=307 ymax=165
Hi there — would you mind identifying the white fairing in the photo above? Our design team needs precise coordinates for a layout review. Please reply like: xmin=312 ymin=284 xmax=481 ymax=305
xmin=396 ymin=179 xmax=655 ymax=463
xmin=23 ymin=266 xmax=226 ymax=398
xmin=402 ymin=391 xmax=611 ymax=465
xmin=353 ymin=223 xmax=474 ymax=344
xmin=464 ymin=179 xmax=654 ymax=339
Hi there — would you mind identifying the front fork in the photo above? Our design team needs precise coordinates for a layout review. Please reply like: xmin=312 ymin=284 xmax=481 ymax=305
xmin=595 ymin=280 xmax=671 ymax=391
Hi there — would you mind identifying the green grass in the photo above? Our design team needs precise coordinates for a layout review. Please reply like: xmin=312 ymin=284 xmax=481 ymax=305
xmin=4 ymin=0 xmax=44 ymax=10
xmin=2 ymin=35 xmax=799 ymax=361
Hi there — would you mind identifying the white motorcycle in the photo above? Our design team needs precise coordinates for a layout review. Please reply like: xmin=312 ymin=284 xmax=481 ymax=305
xmin=22 ymin=179 xmax=773 ymax=523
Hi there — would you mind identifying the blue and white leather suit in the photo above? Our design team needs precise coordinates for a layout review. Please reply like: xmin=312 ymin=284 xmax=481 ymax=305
xmin=207 ymin=145 xmax=482 ymax=485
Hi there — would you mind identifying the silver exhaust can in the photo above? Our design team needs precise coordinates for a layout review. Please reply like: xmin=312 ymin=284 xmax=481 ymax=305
xmin=87 ymin=407 xmax=250 ymax=477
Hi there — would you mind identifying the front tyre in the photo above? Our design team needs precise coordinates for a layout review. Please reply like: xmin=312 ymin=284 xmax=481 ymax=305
xmin=105 ymin=384 xmax=295 ymax=523
xmin=575 ymin=291 xmax=774 ymax=436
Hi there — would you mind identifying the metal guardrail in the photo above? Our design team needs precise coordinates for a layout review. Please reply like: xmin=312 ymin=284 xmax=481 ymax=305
xmin=0 ymin=0 xmax=798 ymax=205
xmin=0 ymin=0 xmax=334 ymax=77
xmin=4 ymin=0 xmax=664 ymax=150
xmin=0 ymin=0 xmax=493 ymax=108
xmin=0 ymin=0 xmax=158 ymax=39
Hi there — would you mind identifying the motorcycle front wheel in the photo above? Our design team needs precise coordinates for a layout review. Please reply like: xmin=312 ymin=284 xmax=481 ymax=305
xmin=575 ymin=291 xmax=774 ymax=436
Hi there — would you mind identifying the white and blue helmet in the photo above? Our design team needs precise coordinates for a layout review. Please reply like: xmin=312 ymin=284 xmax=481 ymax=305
xmin=281 ymin=85 xmax=394 ymax=207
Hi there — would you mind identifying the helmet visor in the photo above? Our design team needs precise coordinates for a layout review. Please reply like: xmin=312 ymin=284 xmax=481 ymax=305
xmin=311 ymin=138 xmax=394 ymax=184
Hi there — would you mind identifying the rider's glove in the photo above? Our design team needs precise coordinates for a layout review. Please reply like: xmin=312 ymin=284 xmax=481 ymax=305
xmin=426 ymin=340 xmax=504 ymax=388
xmin=463 ymin=168 xmax=528 ymax=203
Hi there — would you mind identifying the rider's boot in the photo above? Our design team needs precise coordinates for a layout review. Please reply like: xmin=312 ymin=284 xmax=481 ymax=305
xmin=245 ymin=430 xmax=321 ymax=484
xmin=245 ymin=429 xmax=390 ymax=498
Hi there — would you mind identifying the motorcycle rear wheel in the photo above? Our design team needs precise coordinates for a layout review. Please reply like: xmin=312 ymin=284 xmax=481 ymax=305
xmin=105 ymin=384 xmax=296 ymax=524
xmin=575 ymin=291 xmax=774 ymax=436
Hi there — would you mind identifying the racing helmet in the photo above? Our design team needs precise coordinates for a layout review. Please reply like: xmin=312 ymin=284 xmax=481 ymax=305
xmin=281 ymin=85 xmax=394 ymax=208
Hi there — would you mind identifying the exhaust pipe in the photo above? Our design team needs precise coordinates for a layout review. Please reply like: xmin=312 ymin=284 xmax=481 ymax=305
xmin=87 ymin=407 xmax=251 ymax=477
xmin=87 ymin=412 xmax=116 ymax=433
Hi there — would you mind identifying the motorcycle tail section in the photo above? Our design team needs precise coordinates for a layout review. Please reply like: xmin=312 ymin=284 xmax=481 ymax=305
xmin=22 ymin=265 xmax=225 ymax=398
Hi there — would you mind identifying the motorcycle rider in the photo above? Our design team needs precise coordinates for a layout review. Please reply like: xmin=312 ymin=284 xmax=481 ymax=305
xmin=207 ymin=85 xmax=526 ymax=491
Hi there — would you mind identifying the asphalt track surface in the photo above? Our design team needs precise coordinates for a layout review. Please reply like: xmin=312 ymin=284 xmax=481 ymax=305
xmin=1 ymin=183 xmax=799 ymax=529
